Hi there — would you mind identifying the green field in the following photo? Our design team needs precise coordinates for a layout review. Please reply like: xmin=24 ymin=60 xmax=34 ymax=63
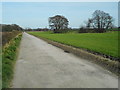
xmin=28 ymin=31 xmax=119 ymax=58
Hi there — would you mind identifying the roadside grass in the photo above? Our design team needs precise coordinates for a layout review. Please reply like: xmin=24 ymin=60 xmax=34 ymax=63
xmin=2 ymin=34 xmax=22 ymax=88
xmin=0 ymin=53 xmax=2 ymax=89
xmin=28 ymin=31 xmax=119 ymax=59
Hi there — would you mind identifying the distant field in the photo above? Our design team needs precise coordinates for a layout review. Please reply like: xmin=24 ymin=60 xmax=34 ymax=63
xmin=28 ymin=31 xmax=119 ymax=58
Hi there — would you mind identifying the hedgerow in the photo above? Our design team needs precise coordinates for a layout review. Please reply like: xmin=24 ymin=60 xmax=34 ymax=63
xmin=2 ymin=34 xmax=22 ymax=88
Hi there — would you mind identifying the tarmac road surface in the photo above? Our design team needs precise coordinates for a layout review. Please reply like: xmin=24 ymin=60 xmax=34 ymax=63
xmin=12 ymin=32 xmax=118 ymax=88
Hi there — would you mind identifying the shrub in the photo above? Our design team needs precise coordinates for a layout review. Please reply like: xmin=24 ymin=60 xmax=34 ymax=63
xmin=78 ymin=28 xmax=106 ymax=33
xmin=78 ymin=27 xmax=88 ymax=33
xmin=53 ymin=29 xmax=69 ymax=33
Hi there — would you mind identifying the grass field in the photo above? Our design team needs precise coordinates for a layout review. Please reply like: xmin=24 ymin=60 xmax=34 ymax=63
xmin=28 ymin=31 xmax=119 ymax=58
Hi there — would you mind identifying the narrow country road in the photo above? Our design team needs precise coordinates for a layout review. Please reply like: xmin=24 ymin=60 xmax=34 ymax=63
xmin=12 ymin=32 xmax=118 ymax=88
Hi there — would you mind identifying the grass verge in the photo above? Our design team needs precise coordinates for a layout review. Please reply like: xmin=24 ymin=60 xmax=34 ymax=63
xmin=0 ymin=54 xmax=2 ymax=89
xmin=2 ymin=33 xmax=22 ymax=88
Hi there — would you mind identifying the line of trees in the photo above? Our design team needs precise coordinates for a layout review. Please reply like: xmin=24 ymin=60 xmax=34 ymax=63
xmin=1 ymin=24 xmax=23 ymax=32
xmin=48 ymin=10 xmax=115 ymax=33
xmin=1 ymin=10 xmax=116 ymax=33
xmin=25 ymin=28 xmax=49 ymax=31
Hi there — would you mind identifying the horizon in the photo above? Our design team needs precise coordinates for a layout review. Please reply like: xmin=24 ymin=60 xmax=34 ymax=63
xmin=2 ymin=2 xmax=118 ymax=29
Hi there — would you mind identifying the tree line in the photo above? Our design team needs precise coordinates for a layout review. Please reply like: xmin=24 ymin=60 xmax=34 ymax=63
xmin=49 ymin=10 xmax=117 ymax=33
xmin=1 ymin=24 xmax=23 ymax=32
xmin=1 ymin=10 xmax=118 ymax=33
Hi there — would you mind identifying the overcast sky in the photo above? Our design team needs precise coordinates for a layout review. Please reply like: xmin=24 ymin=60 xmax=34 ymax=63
xmin=2 ymin=2 xmax=118 ymax=29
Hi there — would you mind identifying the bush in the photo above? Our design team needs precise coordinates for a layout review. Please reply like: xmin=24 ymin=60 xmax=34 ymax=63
xmin=78 ymin=27 xmax=88 ymax=33
xmin=78 ymin=27 xmax=106 ymax=33
xmin=53 ymin=29 xmax=69 ymax=33
xmin=95 ymin=29 xmax=106 ymax=33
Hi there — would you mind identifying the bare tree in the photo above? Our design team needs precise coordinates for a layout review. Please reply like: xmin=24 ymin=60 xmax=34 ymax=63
xmin=49 ymin=15 xmax=69 ymax=33
xmin=87 ymin=10 xmax=113 ymax=32
xmin=85 ymin=18 xmax=93 ymax=29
